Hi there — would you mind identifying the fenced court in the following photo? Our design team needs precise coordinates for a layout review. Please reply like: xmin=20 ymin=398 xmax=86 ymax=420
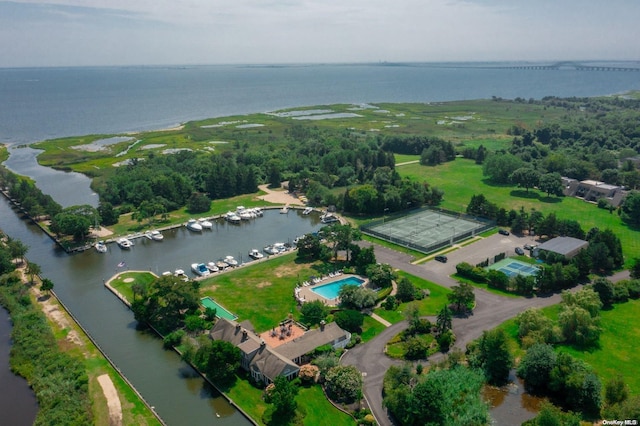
xmin=201 ymin=297 xmax=238 ymax=320
xmin=487 ymin=258 xmax=540 ymax=278
xmin=361 ymin=207 xmax=493 ymax=254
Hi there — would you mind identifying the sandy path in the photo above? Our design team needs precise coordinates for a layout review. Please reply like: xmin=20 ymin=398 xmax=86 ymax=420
xmin=97 ymin=374 xmax=123 ymax=426
xmin=258 ymin=184 xmax=305 ymax=205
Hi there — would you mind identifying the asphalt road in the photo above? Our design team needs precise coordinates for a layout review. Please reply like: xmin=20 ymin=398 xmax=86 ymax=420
xmin=341 ymin=234 xmax=567 ymax=426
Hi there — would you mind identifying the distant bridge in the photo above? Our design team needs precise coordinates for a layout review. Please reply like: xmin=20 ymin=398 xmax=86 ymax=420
xmin=489 ymin=61 xmax=640 ymax=72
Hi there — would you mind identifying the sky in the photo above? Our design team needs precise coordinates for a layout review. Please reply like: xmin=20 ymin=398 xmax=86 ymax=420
xmin=0 ymin=0 xmax=639 ymax=67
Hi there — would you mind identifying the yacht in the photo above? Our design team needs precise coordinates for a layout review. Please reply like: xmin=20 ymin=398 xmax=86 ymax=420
xmin=191 ymin=263 xmax=210 ymax=277
xmin=263 ymin=245 xmax=278 ymax=255
xmin=95 ymin=241 xmax=107 ymax=253
xmin=321 ymin=213 xmax=339 ymax=224
xmin=174 ymin=269 xmax=186 ymax=276
xmin=186 ymin=219 xmax=203 ymax=232
xmin=225 ymin=211 xmax=241 ymax=224
xmin=239 ymin=210 xmax=253 ymax=220
xmin=150 ymin=230 xmax=164 ymax=241
xmin=206 ymin=262 xmax=220 ymax=273
xmin=224 ymin=255 xmax=238 ymax=267
xmin=253 ymin=207 xmax=264 ymax=217
xmin=248 ymin=249 xmax=264 ymax=260
xmin=302 ymin=207 xmax=313 ymax=215
xmin=198 ymin=219 xmax=213 ymax=229
xmin=116 ymin=237 xmax=133 ymax=249
xmin=216 ymin=260 xmax=229 ymax=270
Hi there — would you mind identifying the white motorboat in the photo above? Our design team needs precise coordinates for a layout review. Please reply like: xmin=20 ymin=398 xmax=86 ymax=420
xmin=150 ymin=230 xmax=164 ymax=241
xmin=280 ymin=206 xmax=289 ymax=214
xmin=216 ymin=260 xmax=229 ymax=269
xmin=95 ymin=241 xmax=107 ymax=253
xmin=302 ymin=207 xmax=313 ymax=215
xmin=248 ymin=249 xmax=264 ymax=260
xmin=254 ymin=207 xmax=263 ymax=217
xmin=186 ymin=219 xmax=203 ymax=232
xmin=263 ymin=245 xmax=277 ymax=255
xmin=117 ymin=237 xmax=133 ymax=249
xmin=144 ymin=231 xmax=154 ymax=240
xmin=321 ymin=213 xmax=339 ymax=224
xmin=239 ymin=211 xmax=252 ymax=221
xmin=224 ymin=255 xmax=238 ymax=267
xmin=198 ymin=219 xmax=213 ymax=229
xmin=174 ymin=269 xmax=186 ymax=276
xmin=225 ymin=211 xmax=241 ymax=224
xmin=191 ymin=263 xmax=211 ymax=276
xmin=206 ymin=262 xmax=219 ymax=273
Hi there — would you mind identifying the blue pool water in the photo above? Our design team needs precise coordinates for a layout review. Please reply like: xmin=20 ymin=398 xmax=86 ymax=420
xmin=311 ymin=276 xmax=365 ymax=300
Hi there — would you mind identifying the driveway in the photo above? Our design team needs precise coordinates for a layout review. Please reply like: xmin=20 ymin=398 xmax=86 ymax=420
xmin=343 ymin=236 xmax=564 ymax=426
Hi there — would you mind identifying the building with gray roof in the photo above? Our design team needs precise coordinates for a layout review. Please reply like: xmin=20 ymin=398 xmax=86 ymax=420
xmin=533 ymin=236 xmax=589 ymax=259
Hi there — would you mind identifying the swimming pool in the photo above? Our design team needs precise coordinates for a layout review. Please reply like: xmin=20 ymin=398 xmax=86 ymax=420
xmin=311 ymin=276 xmax=365 ymax=300
xmin=201 ymin=297 xmax=237 ymax=320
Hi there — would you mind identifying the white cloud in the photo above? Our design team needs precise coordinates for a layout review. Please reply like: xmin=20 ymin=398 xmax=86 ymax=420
xmin=1 ymin=0 xmax=639 ymax=66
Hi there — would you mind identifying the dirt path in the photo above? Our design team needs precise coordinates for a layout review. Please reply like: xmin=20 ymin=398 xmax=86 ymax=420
xmin=97 ymin=374 xmax=123 ymax=426
xmin=258 ymin=184 xmax=305 ymax=206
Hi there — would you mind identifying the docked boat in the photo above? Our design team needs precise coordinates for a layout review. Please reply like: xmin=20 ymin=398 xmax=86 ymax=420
xmin=206 ymin=262 xmax=220 ymax=273
xmin=273 ymin=242 xmax=287 ymax=253
xmin=253 ymin=207 xmax=263 ymax=217
xmin=116 ymin=237 xmax=133 ymax=249
xmin=263 ymin=245 xmax=278 ymax=255
xmin=198 ymin=219 xmax=213 ymax=229
xmin=216 ymin=260 xmax=229 ymax=269
xmin=321 ymin=213 xmax=339 ymax=224
xmin=95 ymin=241 xmax=107 ymax=253
xmin=224 ymin=256 xmax=238 ymax=267
xmin=150 ymin=230 xmax=164 ymax=241
xmin=174 ymin=269 xmax=186 ymax=276
xmin=239 ymin=211 xmax=253 ymax=220
xmin=225 ymin=211 xmax=241 ymax=224
xmin=302 ymin=207 xmax=313 ymax=215
xmin=191 ymin=263 xmax=211 ymax=277
xmin=186 ymin=219 xmax=203 ymax=232
xmin=280 ymin=205 xmax=289 ymax=214
xmin=248 ymin=249 xmax=264 ymax=260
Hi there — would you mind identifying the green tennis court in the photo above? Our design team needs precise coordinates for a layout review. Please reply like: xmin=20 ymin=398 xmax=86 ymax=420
xmin=487 ymin=258 xmax=539 ymax=278
xmin=201 ymin=297 xmax=238 ymax=320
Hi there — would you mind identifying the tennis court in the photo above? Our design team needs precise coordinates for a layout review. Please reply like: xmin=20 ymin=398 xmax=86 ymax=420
xmin=362 ymin=208 xmax=491 ymax=254
xmin=201 ymin=297 xmax=238 ymax=320
xmin=487 ymin=258 xmax=539 ymax=278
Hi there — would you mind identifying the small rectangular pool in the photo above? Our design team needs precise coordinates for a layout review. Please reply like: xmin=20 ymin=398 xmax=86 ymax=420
xmin=311 ymin=276 xmax=365 ymax=300
xmin=201 ymin=297 xmax=237 ymax=320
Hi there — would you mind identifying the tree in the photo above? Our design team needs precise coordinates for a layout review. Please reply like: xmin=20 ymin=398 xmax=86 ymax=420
xmin=510 ymin=167 xmax=540 ymax=193
xmin=338 ymin=285 xmax=377 ymax=310
xmin=187 ymin=192 xmax=211 ymax=213
xmin=6 ymin=237 xmax=28 ymax=265
xmin=404 ymin=336 xmax=429 ymax=360
xmin=26 ymin=262 xmax=41 ymax=284
xmin=467 ymin=329 xmax=513 ymax=385
xmin=605 ymin=375 xmax=629 ymax=407
xmin=40 ymin=278 xmax=54 ymax=295
xmin=517 ymin=343 xmax=557 ymax=394
xmin=50 ymin=204 xmax=98 ymax=240
xmin=404 ymin=302 xmax=421 ymax=332
xmin=263 ymin=375 xmax=299 ymax=424
xmin=97 ymin=201 xmax=118 ymax=226
xmin=366 ymin=263 xmax=395 ymax=288
xmin=436 ymin=305 xmax=452 ymax=336
xmin=592 ymin=277 xmax=615 ymax=307
xmin=631 ymin=257 xmax=640 ymax=279
xmin=483 ymin=152 xmax=525 ymax=184
xmin=300 ymin=300 xmax=328 ymax=326
xmin=538 ymin=172 xmax=564 ymax=198
xmin=333 ymin=309 xmax=364 ymax=332
xmin=194 ymin=339 xmax=241 ymax=386
xmin=559 ymin=305 xmax=601 ymax=347
xmin=515 ymin=308 xmax=559 ymax=347
xmin=325 ymin=365 xmax=363 ymax=403
xmin=523 ymin=402 xmax=582 ymax=426
xmin=395 ymin=276 xmax=419 ymax=302
xmin=447 ymin=282 xmax=475 ymax=312
xmin=621 ymin=190 xmax=640 ymax=226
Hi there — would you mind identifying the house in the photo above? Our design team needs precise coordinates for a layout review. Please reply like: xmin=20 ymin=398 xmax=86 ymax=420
xmin=209 ymin=318 xmax=351 ymax=385
xmin=562 ymin=177 xmax=627 ymax=207
xmin=533 ymin=236 xmax=589 ymax=260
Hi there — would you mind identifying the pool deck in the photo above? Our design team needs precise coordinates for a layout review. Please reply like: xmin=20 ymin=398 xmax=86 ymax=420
xmin=295 ymin=273 xmax=369 ymax=307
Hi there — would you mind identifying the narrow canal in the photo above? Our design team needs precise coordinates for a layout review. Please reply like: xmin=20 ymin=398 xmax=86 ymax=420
xmin=0 ymin=195 xmax=322 ymax=425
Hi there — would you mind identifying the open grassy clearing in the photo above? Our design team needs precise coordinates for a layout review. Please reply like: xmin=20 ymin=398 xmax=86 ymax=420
xmin=374 ymin=271 xmax=451 ymax=324
xmin=557 ymin=299 xmax=640 ymax=395
xmin=399 ymin=158 xmax=640 ymax=264
xmin=361 ymin=315 xmax=387 ymax=342
xmin=109 ymin=271 xmax=156 ymax=303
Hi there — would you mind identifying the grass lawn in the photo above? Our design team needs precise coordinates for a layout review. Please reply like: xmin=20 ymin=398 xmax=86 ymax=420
xmin=108 ymin=271 xmax=157 ymax=304
xmin=452 ymin=274 xmax=522 ymax=299
xmin=398 ymin=158 xmax=640 ymax=264
xmin=360 ymin=315 xmax=387 ymax=342
xmin=200 ymin=253 xmax=321 ymax=332
xmin=374 ymin=271 xmax=451 ymax=324
xmin=227 ymin=377 xmax=355 ymax=426
xmin=557 ymin=299 xmax=640 ymax=395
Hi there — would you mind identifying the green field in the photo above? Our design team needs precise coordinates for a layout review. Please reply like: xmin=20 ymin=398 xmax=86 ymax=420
xmin=109 ymin=271 xmax=157 ymax=303
xmin=374 ymin=271 xmax=451 ymax=324
xmin=398 ymin=158 xmax=640 ymax=264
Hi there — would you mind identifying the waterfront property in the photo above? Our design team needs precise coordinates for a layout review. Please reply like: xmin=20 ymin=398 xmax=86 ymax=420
xmin=209 ymin=317 xmax=350 ymax=385
xmin=296 ymin=274 xmax=368 ymax=306
xmin=200 ymin=297 xmax=238 ymax=321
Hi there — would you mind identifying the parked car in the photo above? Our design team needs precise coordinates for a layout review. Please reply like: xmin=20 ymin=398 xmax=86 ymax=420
xmin=515 ymin=247 xmax=525 ymax=255
xmin=435 ymin=255 xmax=448 ymax=263
xmin=498 ymin=229 xmax=510 ymax=236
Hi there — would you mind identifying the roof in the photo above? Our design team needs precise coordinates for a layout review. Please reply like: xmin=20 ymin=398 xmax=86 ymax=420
xmin=209 ymin=317 xmax=260 ymax=349
xmin=250 ymin=346 xmax=299 ymax=382
xmin=274 ymin=322 xmax=349 ymax=360
xmin=536 ymin=236 xmax=588 ymax=256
